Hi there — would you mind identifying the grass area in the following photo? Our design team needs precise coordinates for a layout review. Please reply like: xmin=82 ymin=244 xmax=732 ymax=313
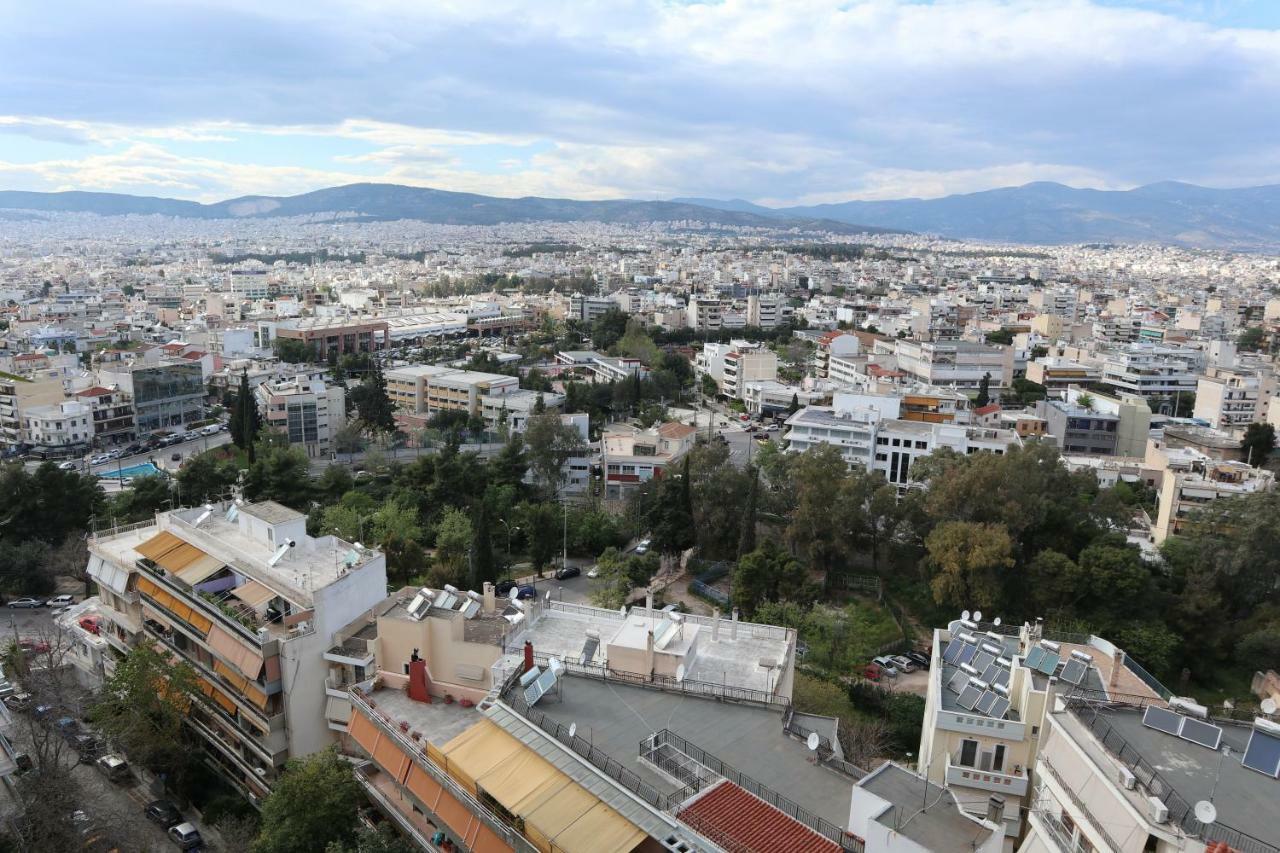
xmin=792 ymin=671 xmax=862 ymax=721
xmin=801 ymin=597 xmax=904 ymax=677
xmin=1186 ymin=665 xmax=1259 ymax=710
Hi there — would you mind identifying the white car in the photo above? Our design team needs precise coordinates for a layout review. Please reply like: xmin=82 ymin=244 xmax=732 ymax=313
xmin=47 ymin=595 xmax=75 ymax=608
xmin=586 ymin=567 xmax=599 ymax=579
xmin=57 ymin=461 xmax=78 ymax=471
xmin=89 ymin=454 xmax=109 ymax=466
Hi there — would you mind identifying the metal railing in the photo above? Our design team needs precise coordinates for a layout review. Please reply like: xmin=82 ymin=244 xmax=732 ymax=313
xmin=1037 ymin=759 xmax=1124 ymax=853
xmin=781 ymin=710 xmax=867 ymax=781
xmin=640 ymin=729 xmax=862 ymax=852
xmin=1065 ymin=698 xmax=1278 ymax=853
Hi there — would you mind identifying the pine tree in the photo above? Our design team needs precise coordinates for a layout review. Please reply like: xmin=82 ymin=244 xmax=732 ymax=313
xmin=976 ymin=372 xmax=991 ymax=408
xmin=738 ymin=465 xmax=759 ymax=558
xmin=788 ymin=393 xmax=800 ymax=414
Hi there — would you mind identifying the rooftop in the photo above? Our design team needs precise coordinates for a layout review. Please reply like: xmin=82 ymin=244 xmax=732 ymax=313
xmin=858 ymin=763 xmax=995 ymax=852
xmin=363 ymin=684 xmax=479 ymax=746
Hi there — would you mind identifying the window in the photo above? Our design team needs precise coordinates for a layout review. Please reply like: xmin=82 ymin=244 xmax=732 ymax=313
xmin=959 ymin=739 xmax=978 ymax=767
xmin=992 ymin=744 xmax=1005 ymax=772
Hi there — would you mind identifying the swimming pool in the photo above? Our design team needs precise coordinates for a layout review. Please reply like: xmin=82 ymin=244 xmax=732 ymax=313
xmin=98 ymin=462 xmax=164 ymax=480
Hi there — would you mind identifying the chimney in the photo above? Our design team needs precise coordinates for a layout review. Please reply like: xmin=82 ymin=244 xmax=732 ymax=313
xmin=645 ymin=630 xmax=655 ymax=681
xmin=985 ymin=795 xmax=1005 ymax=828
xmin=523 ymin=641 xmax=534 ymax=674
xmin=1110 ymin=649 xmax=1125 ymax=689
xmin=731 ymin=608 xmax=739 ymax=640
xmin=482 ymin=581 xmax=496 ymax=614
xmin=407 ymin=649 xmax=431 ymax=704
xmin=712 ymin=608 xmax=720 ymax=642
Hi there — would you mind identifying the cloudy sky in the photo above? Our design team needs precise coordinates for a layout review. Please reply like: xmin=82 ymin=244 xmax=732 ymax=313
xmin=0 ymin=0 xmax=1277 ymax=205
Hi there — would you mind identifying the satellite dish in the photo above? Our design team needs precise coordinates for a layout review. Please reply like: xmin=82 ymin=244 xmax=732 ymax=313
xmin=973 ymin=610 xmax=983 ymax=623
xmin=961 ymin=610 xmax=971 ymax=621
xmin=568 ymin=723 xmax=577 ymax=738
xmin=508 ymin=587 xmax=519 ymax=601
xmin=993 ymin=616 xmax=1002 ymax=627
xmin=1263 ymin=698 xmax=1278 ymax=715
xmin=619 ymin=606 xmax=626 ymax=616
xmin=676 ymin=664 xmax=686 ymax=683
xmin=1194 ymin=801 xmax=1217 ymax=825
xmin=545 ymin=591 xmax=551 ymax=603
xmin=806 ymin=732 xmax=820 ymax=751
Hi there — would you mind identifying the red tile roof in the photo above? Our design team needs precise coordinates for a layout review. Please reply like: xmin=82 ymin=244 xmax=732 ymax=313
xmin=677 ymin=781 xmax=842 ymax=853
xmin=657 ymin=422 xmax=697 ymax=439
xmin=13 ymin=353 xmax=45 ymax=362
xmin=974 ymin=404 xmax=1001 ymax=416
xmin=76 ymin=386 xmax=114 ymax=397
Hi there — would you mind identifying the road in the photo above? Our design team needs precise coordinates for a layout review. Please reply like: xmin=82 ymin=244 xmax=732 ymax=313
xmin=24 ymin=431 xmax=233 ymax=479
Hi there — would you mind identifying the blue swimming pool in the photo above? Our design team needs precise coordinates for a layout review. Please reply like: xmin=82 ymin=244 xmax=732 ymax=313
xmin=98 ymin=462 xmax=164 ymax=480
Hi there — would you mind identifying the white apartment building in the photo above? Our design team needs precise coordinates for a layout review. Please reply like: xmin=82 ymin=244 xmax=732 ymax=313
xmin=747 ymin=293 xmax=791 ymax=329
xmin=569 ymin=293 xmax=619 ymax=323
xmin=882 ymin=339 xmax=1015 ymax=388
xmin=813 ymin=330 xmax=862 ymax=378
xmin=721 ymin=348 xmax=779 ymax=399
xmin=601 ymin=420 xmax=696 ymax=498
xmin=479 ymin=388 xmax=565 ymax=435
xmin=254 ymin=376 xmax=347 ymax=459
xmin=1101 ymin=345 xmax=1199 ymax=400
xmin=23 ymin=399 xmax=94 ymax=457
xmin=873 ymin=420 xmax=1021 ymax=487
xmin=742 ymin=380 xmax=827 ymax=417
xmin=1193 ymin=366 xmax=1275 ymax=432
xmin=0 ymin=372 xmax=66 ymax=449
xmin=687 ymin=295 xmax=724 ymax=332
xmin=86 ymin=500 xmax=388 ymax=803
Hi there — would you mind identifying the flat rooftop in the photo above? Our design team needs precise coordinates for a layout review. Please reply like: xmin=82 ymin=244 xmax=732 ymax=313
xmin=364 ymin=685 xmax=480 ymax=746
xmin=859 ymin=763 xmax=993 ymax=852
xmin=529 ymin=675 xmax=854 ymax=827
xmin=1075 ymin=706 xmax=1279 ymax=849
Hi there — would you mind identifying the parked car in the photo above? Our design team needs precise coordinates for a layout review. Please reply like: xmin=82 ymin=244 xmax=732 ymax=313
xmin=5 ymin=693 xmax=32 ymax=712
xmin=494 ymin=580 xmax=517 ymax=596
xmin=861 ymin=663 xmax=883 ymax=681
xmin=904 ymin=650 xmax=931 ymax=670
xmin=19 ymin=639 xmax=49 ymax=654
xmin=871 ymin=656 xmax=900 ymax=677
xmin=144 ymin=800 xmax=183 ymax=828
xmin=167 ymin=822 xmax=203 ymax=850
xmin=89 ymin=454 xmax=110 ymax=466
xmin=71 ymin=734 xmax=101 ymax=763
xmin=182 ymin=431 xmax=200 ymax=442
xmin=586 ymin=566 xmax=599 ymax=579
xmin=554 ymin=566 xmax=581 ymax=580
xmin=33 ymin=704 xmax=56 ymax=720
xmin=6 ymin=598 xmax=44 ymax=609
xmin=125 ymin=443 xmax=143 ymax=455
xmin=47 ymin=595 xmax=75 ymax=607
xmin=889 ymin=654 xmax=916 ymax=673
xmin=95 ymin=754 xmax=131 ymax=782
xmin=57 ymin=461 xmax=78 ymax=471
xmin=200 ymin=424 xmax=220 ymax=436
xmin=515 ymin=584 xmax=537 ymax=600
xmin=634 ymin=538 xmax=651 ymax=555
xmin=795 ymin=641 xmax=810 ymax=659
xmin=55 ymin=716 xmax=80 ymax=739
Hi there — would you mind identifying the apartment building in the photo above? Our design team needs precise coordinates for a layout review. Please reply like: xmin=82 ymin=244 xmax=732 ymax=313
xmin=0 ymin=371 xmax=65 ymax=449
xmin=554 ymin=350 xmax=647 ymax=384
xmin=873 ymin=421 xmax=1021 ymax=488
xmin=86 ymin=500 xmax=388 ymax=802
xmin=885 ymin=339 xmax=1015 ymax=388
xmin=1100 ymin=345 xmax=1199 ymax=401
xmin=813 ymin=330 xmax=861 ymax=378
xmin=721 ymin=348 xmax=779 ymax=399
xmin=1024 ymin=358 xmax=1101 ymax=397
xmin=1193 ymin=366 xmax=1276 ymax=432
xmin=100 ymin=360 xmax=207 ymax=436
xmin=568 ymin=293 xmax=620 ymax=323
xmin=254 ymin=376 xmax=347 ymax=458
xmin=22 ymin=399 xmax=95 ymax=457
xmin=785 ymin=404 xmax=882 ymax=467
xmin=686 ymin=295 xmax=724 ymax=332
xmin=920 ymin=617 xmax=1166 ymax=851
xmin=600 ymin=421 xmax=696 ymax=498
xmin=385 ymin=365 xmax=519 ymax=418
xmin=1153 ymin=458 xmax=1273 ymax=544
xmin=339 ymin=586 xmax=891 ymax=853
xmin=746 ymin=293 xmax=791 ymax=329
xmin=73 ymin=385 xmax=135 ymax=447
xmin=1025 ymin=690 xmax=1280 ymax=853
xmin=742 ymin=380 xmax=827 ymax=418
xmin=274 ymin=316 xmax=391 ymax=358
xmin=850 ymin=763 xmax=1004 ymax=853
xmin=479 ymin=389 xmax=565 ymax=435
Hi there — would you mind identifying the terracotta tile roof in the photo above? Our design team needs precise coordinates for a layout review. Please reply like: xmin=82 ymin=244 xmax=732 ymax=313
xmin=677 ymin=781 xmax=842 ymax=853
xmin=75 ymin=386 xmax=114 ymax=397
xmin=13 ymin=353 xmax=45 ymax=362
xmin=974 ymin=404 xmax=1001 ymax=416
xmin=657 ymin=421 xmax=697 ymax=439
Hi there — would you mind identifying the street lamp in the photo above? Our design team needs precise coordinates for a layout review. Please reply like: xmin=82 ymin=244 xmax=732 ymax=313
xmin=497 ymin=518 xmax=520 ymax=555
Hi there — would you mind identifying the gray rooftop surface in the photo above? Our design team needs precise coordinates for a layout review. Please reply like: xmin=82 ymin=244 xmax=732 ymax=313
xmin=530 ymin=675 xmax=854 ymax=827
xmin=240 ymin=501 xmax=305 ymax=524
xmin=1091 ymin=707 xmax=1279 ymax=848
xmin=367 ymin=686 xmax=480 ymax=746
xmin=860 ymin=763 xmax=994 ymax=853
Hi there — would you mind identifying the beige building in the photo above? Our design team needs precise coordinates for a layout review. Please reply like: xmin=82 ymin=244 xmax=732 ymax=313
xmin=1153 ymin=458 xmax=1273 ymax=543
xmin=1193 ymin=366 xmax=1276 ymax=432
xmin=385 ymin=364 xmax=519 ymax=418
xmin=601 ymin=421 xmax=697 ymax=498
xmin=0 ymin=371 xmax=65 ymax=449
xmin=254 ymin=376 xmax=347 ymax=458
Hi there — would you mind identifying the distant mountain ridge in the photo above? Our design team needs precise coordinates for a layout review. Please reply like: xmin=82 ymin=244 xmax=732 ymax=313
xmin=682 ymin=181 xmax=1280 ymax=249
xmin=0 ymin=183 xmax=896 ymax=235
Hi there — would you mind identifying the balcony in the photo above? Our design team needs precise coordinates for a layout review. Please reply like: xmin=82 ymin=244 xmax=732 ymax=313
xmin=945 ymin=751 xmax=1029 ymax=797
xmin=324 ymin=636 xmax=375 ymax=668
xmin=354 ymin=764 xmax=441 ymax=851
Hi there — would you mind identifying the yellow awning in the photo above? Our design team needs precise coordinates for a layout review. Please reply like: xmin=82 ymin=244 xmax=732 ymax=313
xmin=175 ymin=553 xmax=224 ymax=585
xmin=136 ymin=531 xmax=183 ymax=561
xmin=522 ymin=780 xmax=604 ymax=851
xmin=476 ymin=747 xmax=566 ymax=812
xmin=548 ymin=802 xmax=648 ymax=853
xmin=439 ymin=719 xmax=520 ymax=794
xmin=228 ymin=580 xmax=275 ymax=608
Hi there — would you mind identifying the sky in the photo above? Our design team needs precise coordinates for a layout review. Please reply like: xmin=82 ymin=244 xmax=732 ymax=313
xmin=0 ymin=0 xmax=1278 ymax=206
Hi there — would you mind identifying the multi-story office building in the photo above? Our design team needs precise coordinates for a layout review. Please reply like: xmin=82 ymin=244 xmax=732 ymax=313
xmin=385 ymin=365 xmax=519 ymax=419
xmin=1193 ymin=366 xmax=1275 ymax=432
xmin=0 ymin=371 xmax=65 ymax=449
xmin=600 ymin=421 xmax=696 ymax=498
xmin=86 ymin=500 xmax=388 ymax=802
xmin=100 ymin=361 xmax=207 ymax=436
xmin=254 ymin=376 xmax=347 ymax=458
xmin=872 ymin=421 xmax=1021 ymax=488
xmin=1153 ymin=458 xmax=1273 ymax=543
xmin=274 ymin=317 xmax=390 ymax=359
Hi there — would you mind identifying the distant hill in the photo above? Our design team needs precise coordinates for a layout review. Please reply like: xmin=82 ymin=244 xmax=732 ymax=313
xmin=0 ymin=183 xmax=895 ymax=235
xmin=748 ymin=181 xmax=1280 ymax=249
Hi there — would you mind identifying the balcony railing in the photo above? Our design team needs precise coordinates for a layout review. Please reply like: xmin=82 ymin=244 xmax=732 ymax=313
xmin=1037 ymin=758 xmax=1123 ymax=853
xmin=945 ymin=752 xmax=1029 ymax=797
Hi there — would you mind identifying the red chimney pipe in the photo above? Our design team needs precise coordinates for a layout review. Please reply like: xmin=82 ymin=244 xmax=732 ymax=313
xmin=523 ymin=641 xmax=534 ymax=674
xmin=407 ymin=648 xmax=431 ymax=704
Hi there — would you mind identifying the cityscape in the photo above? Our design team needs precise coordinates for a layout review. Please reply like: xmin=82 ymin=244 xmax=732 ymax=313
xmin=2 ymin=2 xmax=1280 ymax=853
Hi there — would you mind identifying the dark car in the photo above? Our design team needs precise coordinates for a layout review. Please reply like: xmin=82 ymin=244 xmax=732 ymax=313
xmin=515 ymin=584 xmax=537 ymax=600
xmin=144 ymin=799 xmax=183 ymax=829
xmin=905 ymin=650 xmax=931 ymax=670
xmin=554 ymin=566 xmax=581 ymax=580
xmin=125 ymin=443 xmax=142 ymax=455
xmin=494 ymin=580 xmax=517 ymax=596
xmin=33 ymin=704 xmax=56 ymax=720
xmin=55 ymin=716 xmax=80 ymax=739
xmin=72 ymin=734 xmax=101 ymax=762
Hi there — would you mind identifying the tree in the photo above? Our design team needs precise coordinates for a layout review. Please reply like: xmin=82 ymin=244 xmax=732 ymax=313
xmin=107 ymin=473 xmax=173 ymax=520
xmin=325 ymin=825 xmax=418 ymax=853
xmin=273 ymin=337 xmax=311 ymax=363
xmin=350 ymin=360 xmax=396 ymax=433
xmin=925 ymin=521 xmax=1015 ymax=610
xmin=434 ymin=507 xmax=473 ymax=579
xmin=984 ymin=328 xmax=1014 ymax=345
xmin=177 ymin=453 xmax=238 ymax=504
xmin=786 ymin=445 xmax=851 ymax=583
xmin=737 ymin=465 xmax=759 ymax=558
xmin=523 ymin=410 xmax=584 ymax=497
xmin=90 ymin=644 xmax=198 ymax=782
xmin=590 ymin=546 xmax=634 ymax=609
xmin=976 ymin=372 xmax=991 ymax=408
xmin=231 ymin=369 xmax=261 ymax=458
xmin=700 ymin=373 xmax=719 ymax=398
xmin=1241 ymin=422 xmax=1275 ymax=467
xmin=732 ymin=540 xmax=811 ymax=615
xmin=253 ymin=748 xmax=363 ymax=853
xmin=470 ymin=500 xmax=496 ymax=586
xmin=244 ymin=442 xmax=313 ymax=509
xmin=788 ymin=392 xmax=800 ymax=414
xmin=334 ymin=422 xmax=366 ymax=456
xmin=1238 ymin=326 xmax=1266 ymax=352
xmin=648 ymin=456 xmax=695 ymax=565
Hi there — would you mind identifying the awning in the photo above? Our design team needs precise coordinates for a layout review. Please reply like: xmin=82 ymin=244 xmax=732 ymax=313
xmin=324 ymin=696 xmax=351 ymax=724
xmin=476 ymin=748 xmax=566 ymax=813
xmin=549 ymin=802 xmax=647 ymax=853
xmin=439 ymin=719 xmax=521 ymax=795
xmin=137 ymin=531 xmax=218 ymax=575
xmin=522 ymin=778 xmax=610 ymax=852
xmin=228 ymin=580 xmax=274 ymax=609
xmin=87 ymin=555 xmax=130 ymax=597
xmin=175 ymin=554 xmax=225 ymax=586
xmin=205 ymin=624 xmax=264 ymax=681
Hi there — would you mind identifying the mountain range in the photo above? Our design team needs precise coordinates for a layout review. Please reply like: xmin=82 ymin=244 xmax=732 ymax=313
xmin=2 ymin=180 xmax=1279 ymax=249
xmin=0 ymin=184 xmax=893 ymax=236
xmin=674 ymin=182 xmax=1280 ymax=250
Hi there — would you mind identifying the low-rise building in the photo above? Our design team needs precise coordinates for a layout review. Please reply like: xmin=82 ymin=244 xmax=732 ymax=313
xmin=23 ymin=399 xmax=94 ymax=457
xmin=601 ymin=421 xmax=696 ymax=498
xmin=0 ymin=371 xmax=66 ymax=450
xmin=385 ymin=365 xmax=519 ymax=418
xmin=274 ymin=316 xmax=390 ymax=359
xmin=1153 ymin=458 xmax=1273 ymax=543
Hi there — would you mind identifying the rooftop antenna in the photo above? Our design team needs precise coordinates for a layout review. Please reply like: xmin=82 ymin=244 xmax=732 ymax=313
xmin=993 ymin=616 xmax=1002 ymax=627
xmin=961 ymin=610 xmax=971 ymax=622
xmin=1262 ymin=698 xmax=1278 ymax=716
xmin=1194 ymin=800 xmax=1217 ymax=826
xmin=973 ymin=610 xmax=983 ymax=623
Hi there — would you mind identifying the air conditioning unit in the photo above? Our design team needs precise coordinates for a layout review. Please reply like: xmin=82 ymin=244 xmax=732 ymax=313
xmin=1148 ymin=797 xmax=1169 ymax=824
xmin=1118 ymin=767 xmax=1136 ymax=790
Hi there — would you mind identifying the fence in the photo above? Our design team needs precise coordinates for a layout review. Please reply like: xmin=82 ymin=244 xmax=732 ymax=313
xmin=1065 ymin=698 xmax=1277 ymax=853
xmin=640 ymin=729 xmax=863 ymax=852
xmin=781 ymin=708 xmax=867 ymax=781
xmin=689 ymin=560 xmax=732 ymax=606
